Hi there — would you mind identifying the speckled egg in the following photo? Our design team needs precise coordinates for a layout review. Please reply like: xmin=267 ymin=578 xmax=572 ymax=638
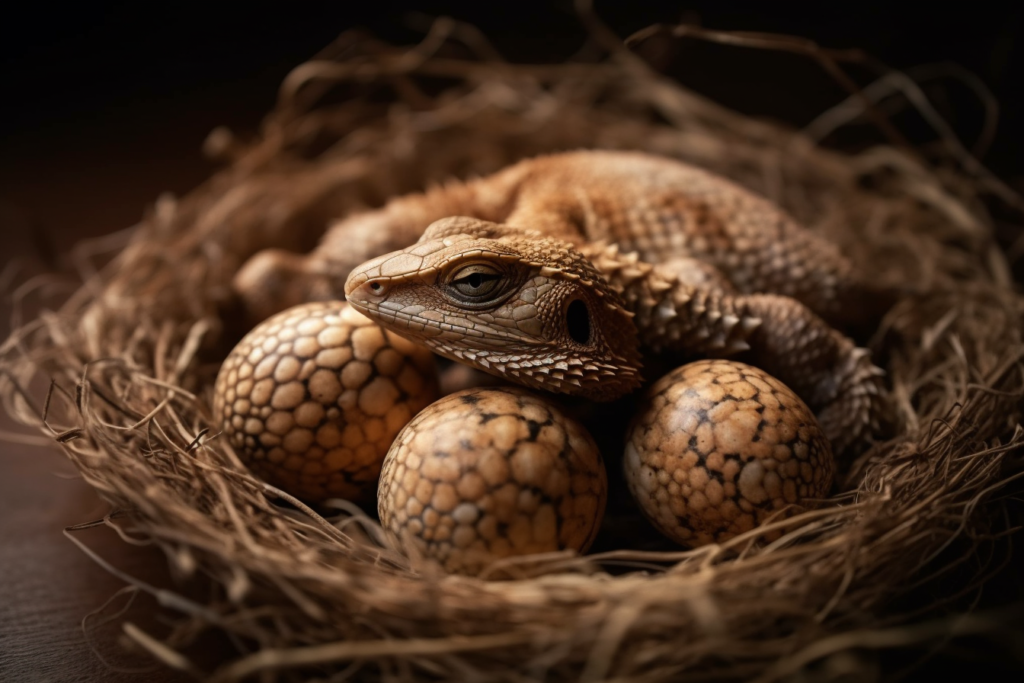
xmin=624 ymin=359 xmax=834 ymax=547
xmin=378 ymin=387 xmax=607 ymax=575
xmin=214 ymin=301 xmax=439 ymax=503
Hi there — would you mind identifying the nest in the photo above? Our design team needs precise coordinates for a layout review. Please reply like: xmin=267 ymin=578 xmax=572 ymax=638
xmin=3 ymin=14 xmax=1024 ymax=682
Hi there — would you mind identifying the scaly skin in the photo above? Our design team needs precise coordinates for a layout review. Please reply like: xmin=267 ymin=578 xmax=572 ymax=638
xmin=235 ymin=151 xmax=888 ymax=454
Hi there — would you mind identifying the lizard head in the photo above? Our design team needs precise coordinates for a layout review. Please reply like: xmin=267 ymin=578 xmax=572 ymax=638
xmin=344 ymin=218 xmax=642 ymax=401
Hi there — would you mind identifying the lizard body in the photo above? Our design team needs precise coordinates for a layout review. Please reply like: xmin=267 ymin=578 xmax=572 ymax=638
xmin=235 ymin=150 xmax=888 ymax=454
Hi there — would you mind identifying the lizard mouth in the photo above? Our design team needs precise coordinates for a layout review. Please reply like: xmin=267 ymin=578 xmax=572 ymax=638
xmin=347 ymin=296 xmax=538 ymax=350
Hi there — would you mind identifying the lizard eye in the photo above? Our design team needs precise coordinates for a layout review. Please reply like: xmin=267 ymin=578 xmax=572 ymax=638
xmin=448 ymin=264 xmax=503 ymax=300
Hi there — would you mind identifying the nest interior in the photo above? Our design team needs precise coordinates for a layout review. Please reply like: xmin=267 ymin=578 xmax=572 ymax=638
xmin=2 ymin=18 xmax=1024 ymax=683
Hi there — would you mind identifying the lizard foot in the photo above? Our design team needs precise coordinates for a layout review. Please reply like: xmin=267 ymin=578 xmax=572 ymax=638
xmin=233 ymin=249 xmax=336 ymax=325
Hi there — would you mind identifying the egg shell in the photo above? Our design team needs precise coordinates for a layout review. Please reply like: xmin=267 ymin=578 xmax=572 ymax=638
xmin=378 ymin=387 xmax=607 ymax=576
xmin=624 ymin=359 xmax=834 ymax=547
xmin=214 ymin=301 xmax=439 ymax=503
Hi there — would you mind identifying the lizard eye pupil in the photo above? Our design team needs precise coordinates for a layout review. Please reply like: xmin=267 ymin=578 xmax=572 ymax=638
xmin=450 ymin=264 xmax=502 ymax=300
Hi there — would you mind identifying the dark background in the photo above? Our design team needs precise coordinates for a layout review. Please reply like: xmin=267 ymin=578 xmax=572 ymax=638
xmin=3 ymin=1 xmax=1023 ymax=249
xmin=1 ymin=2 xmax=1022 ymax=681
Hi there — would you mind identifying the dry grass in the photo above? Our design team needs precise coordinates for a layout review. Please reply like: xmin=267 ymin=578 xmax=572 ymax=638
xmin=2 ymin=11 xmax=1023 ymax=682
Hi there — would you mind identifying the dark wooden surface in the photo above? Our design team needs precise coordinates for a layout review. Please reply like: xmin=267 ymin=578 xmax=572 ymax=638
xmin=0 ymin=113 xmax=217 ymax=683
xmin=0 ymin=16 xmax=251 ymax=675
xmin=2 ymin=4 xmax=1023 ymax=682
xmin=0 ymin=427 xmax=192 ymax=683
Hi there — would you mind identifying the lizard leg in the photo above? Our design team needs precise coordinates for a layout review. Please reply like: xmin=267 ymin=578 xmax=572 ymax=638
xmin=738 ymin=294 xmax=885 ymax=456
xmin=583 ymin=243 xmax=884 ymax=455
xmin=232 ymin=211 xmax=421 ymax=324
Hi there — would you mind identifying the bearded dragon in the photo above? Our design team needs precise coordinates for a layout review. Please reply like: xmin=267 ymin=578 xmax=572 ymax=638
xmin=234 ymin=150 xmax=889 ymax=454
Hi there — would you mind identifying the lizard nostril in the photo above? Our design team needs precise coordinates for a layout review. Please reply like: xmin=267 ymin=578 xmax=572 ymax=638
xmin=349 ymin=279 xmax=387 ymax=302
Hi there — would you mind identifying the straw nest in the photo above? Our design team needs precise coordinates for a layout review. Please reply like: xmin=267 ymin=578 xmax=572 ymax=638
xmin=3 ymin=13 xmax=1023 ymax=682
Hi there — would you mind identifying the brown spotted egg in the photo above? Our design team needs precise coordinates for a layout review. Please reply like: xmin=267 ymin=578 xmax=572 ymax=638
xmin=214 ymin=301 xmax=439 ymax=503
xmin=624 ymin=359 xmax=834 ymax=547
xmin=378 ymin=387 xmax=607 ymax=576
